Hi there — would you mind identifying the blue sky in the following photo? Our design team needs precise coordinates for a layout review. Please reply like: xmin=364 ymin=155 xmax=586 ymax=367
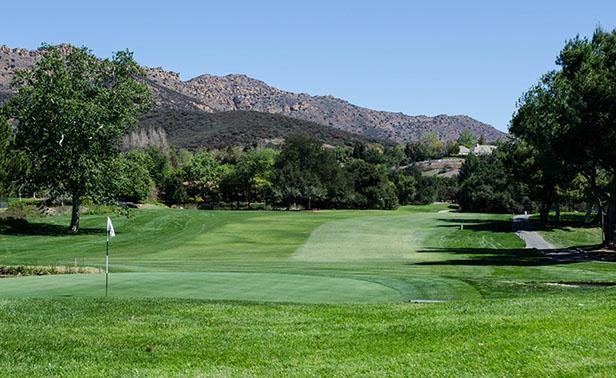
xmin=3 ymin=1 xmax=616 ymax=131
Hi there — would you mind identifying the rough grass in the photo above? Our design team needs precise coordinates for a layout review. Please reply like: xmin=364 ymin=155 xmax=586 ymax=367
xmin=534 ymin=212 xmax=603 ymax=248
xmin=0 ymin=293 xmax=614 ymax=376
xmin=541 ymin=226 xmax=602 ymax=249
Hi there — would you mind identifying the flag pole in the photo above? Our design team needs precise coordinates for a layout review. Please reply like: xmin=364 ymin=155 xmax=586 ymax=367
xmin=105 ymin=230 xmax=109 ymax=297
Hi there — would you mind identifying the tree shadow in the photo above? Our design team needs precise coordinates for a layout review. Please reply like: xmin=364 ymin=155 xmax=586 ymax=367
xmin=413 ymin=247 xmax=579 ymax=266
xmin=0 ymin=218 xmax=105 ymax=237
xmin=533 ymin=220 xmax=599 ymax=231
xmin=437 ymin=218 xmax=515 ymax=233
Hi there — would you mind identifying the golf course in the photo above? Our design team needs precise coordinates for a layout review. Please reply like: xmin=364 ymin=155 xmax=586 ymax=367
xmin=0 ymin=205 xmax=615 ymax=375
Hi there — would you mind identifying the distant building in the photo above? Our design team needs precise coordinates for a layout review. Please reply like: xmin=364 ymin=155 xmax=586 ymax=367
xmin=472 ymin=144 xmax=497 ymax=155
xmin=458 ymin=145 xmax=471 ymax=156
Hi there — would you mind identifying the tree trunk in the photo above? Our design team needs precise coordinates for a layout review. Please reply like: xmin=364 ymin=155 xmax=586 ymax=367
xmin=555 ymin=201 xmax=561 ymax=223
xmin=69 ymin=195 xmax=80 ymax=233
xmin=539 ymin=200 xmax=551 ymax=224
xmin=604 ymin=181 xmax=616 ymax=247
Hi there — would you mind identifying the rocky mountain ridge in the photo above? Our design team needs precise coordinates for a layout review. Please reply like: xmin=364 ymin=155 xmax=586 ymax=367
xmin=0 ymin=45 xmax=505 ymax=143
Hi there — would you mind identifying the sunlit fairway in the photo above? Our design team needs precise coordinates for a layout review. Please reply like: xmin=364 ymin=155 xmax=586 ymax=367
xmin=2 ymin=205 xmax=616 ymax=375
xmin=1 ymin=205 xmax=615 ymax=302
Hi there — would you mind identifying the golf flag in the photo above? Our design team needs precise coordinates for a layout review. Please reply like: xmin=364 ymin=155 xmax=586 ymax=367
xmin=105 ymin=217 xmax=115 ymax=297
xmin=106 ymin=217 xmax=115 ymax=240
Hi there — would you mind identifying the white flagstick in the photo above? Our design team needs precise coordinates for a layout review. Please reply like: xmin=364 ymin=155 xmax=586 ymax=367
xmin=105 ymin=232 xmax=109 ymax=297
xmin=106 ymin=217 xmax=115 ymax=297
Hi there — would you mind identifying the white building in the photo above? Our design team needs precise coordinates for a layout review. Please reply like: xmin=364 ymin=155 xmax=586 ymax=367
xmin=458 ymin=145 xmax=471 ymax=156
xmin=472 ymin=144 xmax=497 ymax=155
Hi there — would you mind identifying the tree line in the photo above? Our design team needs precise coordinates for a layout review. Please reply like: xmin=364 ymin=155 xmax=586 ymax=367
xmin=0 ymin=45 xmax=461 ymax=232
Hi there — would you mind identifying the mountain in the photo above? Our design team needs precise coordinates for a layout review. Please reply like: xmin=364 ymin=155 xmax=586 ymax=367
xmin=129 ymin=109 xmax=386 ymax=150
xmin=0 ymin=45 xmax=505 ymax=146
xmin=145 ymin=70 xmax=505 ymax=143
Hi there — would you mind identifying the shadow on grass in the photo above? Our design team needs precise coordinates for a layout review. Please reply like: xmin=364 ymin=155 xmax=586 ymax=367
xmin=531 ymin=220 xmax=599 ymax=232
xmin=413 ymin=247 xmax=579 ymax=266
xmin=0 ymin=218 xmax=105 ymax=236
xmin=438 ymin=218 xmax=515 ymax=233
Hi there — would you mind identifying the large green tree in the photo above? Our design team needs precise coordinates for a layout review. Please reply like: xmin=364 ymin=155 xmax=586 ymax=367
xmin=273 ymin=134 xmax=340 ymax=209
xmin=512 ymin=29 xmax=616 ymax=244
xmin=233 ymin=148 xmax=277 ymax=205
xmin=457 ymin=150 xmax=531 ymax=213
xmin=182 ymin=150 xmax=225 ymax=203
xmin=3 ymin=45 xmax=151 ymax=232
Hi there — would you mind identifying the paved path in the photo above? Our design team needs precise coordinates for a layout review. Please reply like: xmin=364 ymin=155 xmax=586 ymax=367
xmin=512 ymin=214 xmax=555 ymax=249
xmin=513 ymin=214 xmax=592 ymax=262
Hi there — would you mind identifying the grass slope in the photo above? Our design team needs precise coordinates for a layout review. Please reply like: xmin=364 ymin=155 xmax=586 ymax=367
xmin=0 ymin=294 xmax=614 ymax=376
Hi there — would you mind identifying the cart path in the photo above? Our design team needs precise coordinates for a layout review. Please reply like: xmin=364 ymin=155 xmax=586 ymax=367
xmin=513 ymin=214 xmax=592 ymax=262
xmin=513 ymin=214 xmax=555 ymax=250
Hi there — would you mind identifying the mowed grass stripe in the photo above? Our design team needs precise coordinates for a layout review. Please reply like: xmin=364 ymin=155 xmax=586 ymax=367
xmin=291 ymin=211 xmax=521 ymax=262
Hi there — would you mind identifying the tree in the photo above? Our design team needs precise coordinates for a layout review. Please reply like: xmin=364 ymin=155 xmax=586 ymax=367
xmin=111 ymin=152 xmax=154 ymax=203
xmin=390 ymin=171 xmax=416 ymax=205
xmin=510 ymin=82 xmax=575 ymax=224
xmin=143 ymin=147 xmax=172 ymax=188
xmin=346 ymin=159 xmax=399 ymax=209
xmin=457 ymin=151 xmax=531 ymax=213
xmin=511 ymin=29 xmax=616 ymax=245
xmin=445 ymin=141 xmax=460 ymax=156
xmin=3 ymin=45 xmax=151 ymax=232
xmin=182 ymin=150 xmax=224 ymax=203
xmin=404 ymin=132 xmax=445 ymax=162
xmin=234 ymin=148 xmax=276 ymax=205
xmin=273 ymin=135 xmax=330 ymax=209
xmin=457 ymin=130 xmax=478 ymax=148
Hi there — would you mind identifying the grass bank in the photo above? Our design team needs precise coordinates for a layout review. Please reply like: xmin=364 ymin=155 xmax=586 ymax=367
xmin=0 ymin=294 xmax=614 ymax=376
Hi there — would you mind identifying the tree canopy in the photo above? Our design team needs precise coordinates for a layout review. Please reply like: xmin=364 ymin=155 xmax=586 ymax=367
xmin=2 ymin=45 xmax=152 ymax=232
xmin=511 ymin=28 xmax=616 ymax=244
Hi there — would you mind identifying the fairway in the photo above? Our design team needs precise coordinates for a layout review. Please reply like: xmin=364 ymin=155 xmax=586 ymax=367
xmin=1 ymin=205 xmax=615 ymax=303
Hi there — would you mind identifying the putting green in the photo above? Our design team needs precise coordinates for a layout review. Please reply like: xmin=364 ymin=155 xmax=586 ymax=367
xmin=0 ymin=272 xmax=404 ymax=304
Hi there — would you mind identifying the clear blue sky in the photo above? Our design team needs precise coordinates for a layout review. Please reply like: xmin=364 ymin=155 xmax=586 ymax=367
xmin=4 ymin=1 xmax=616 ymax=131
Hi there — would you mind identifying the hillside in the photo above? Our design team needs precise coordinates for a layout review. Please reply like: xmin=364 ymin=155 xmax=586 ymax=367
xmin=146 ymin=71 xmax=505 ymax=143
xmin=133 ymin=109 xmax=386 ymax=149
xmin=0 ymin=45 xmax=506 ymax=145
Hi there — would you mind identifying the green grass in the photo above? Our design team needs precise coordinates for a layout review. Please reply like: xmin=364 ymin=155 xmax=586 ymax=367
xmin=533 ymin=212 xmax=603 ymax=248
xmin=0 ymin=272 xmax=402 ymax=304
xmin=1 ymin=205 xmax=616 ymax=375
xmin=0 ymin=293 xmax=615 ymax=376
xmin=1 ymin=205 xmax=614 ymax=302
xmin=541 ymin=226 xmax=603 ymax=248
